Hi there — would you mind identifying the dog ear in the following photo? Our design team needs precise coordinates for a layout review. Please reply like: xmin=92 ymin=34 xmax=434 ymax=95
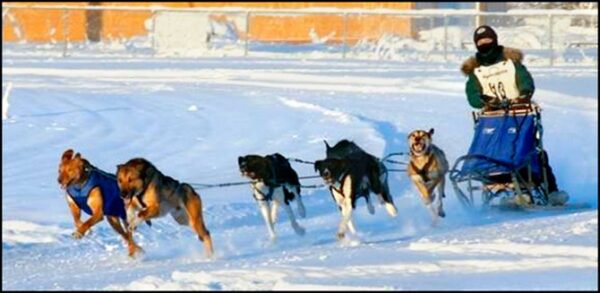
xmin=314 ymin=161 xmax=321 ymax=172
xmin=324 ymin=140 xmax=330 ymax=150
xmin=61 ymin=149 xmax=74 ymax=161
xmin=238 ymin=156 xmax=243 ymax=165
xmin=429 ymin=128 xmax=435 ymax=136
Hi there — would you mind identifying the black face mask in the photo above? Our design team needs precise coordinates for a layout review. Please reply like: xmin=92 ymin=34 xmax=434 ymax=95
xmin=477 ymin=42 xmax=496 ymax=54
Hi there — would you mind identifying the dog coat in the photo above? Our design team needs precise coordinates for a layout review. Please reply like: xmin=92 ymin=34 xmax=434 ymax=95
xmin=67 ymin=169 xmax=127 ymax=220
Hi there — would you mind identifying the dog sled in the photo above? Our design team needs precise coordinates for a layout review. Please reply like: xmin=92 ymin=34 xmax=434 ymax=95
xmin=449 ymin=101 xmax=558 ymax=210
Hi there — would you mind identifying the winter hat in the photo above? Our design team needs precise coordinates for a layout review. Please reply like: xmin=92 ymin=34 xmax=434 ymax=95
xmin=473 ymin=25 xmax=498 ymax=53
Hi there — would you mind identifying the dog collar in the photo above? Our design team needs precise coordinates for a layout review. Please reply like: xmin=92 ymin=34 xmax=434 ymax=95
xmin=329 ymin=173 xmax=348 ymax=197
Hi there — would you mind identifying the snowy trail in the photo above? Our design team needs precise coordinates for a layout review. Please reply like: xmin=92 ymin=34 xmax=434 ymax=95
xmin=2 ymin=57 xmax=597 ymax=290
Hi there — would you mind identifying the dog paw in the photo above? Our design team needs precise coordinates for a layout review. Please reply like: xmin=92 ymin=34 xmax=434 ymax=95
xmin=72 ymin=230 xmax=84 ymax=239
xmin=128 ymin=217 xmax=144 ymax=232
xmin=294 ymin=225 xmax=306 ymax=236
xmin=268 ymin=232 xmax=277 ymax=241
xmin=438 ymin=208 xmax=446 ymax=218
xmin=385 ymin=203 xmax=398 ymax=217
xmin=128 ymin=245 xmax=144 ymax=258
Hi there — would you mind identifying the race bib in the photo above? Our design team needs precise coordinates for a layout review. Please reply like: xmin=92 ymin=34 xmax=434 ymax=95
xmin=474 ymin=60 xmax=520 ymax=100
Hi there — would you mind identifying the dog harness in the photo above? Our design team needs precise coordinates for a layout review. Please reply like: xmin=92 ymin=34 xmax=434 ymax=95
xmin=66 ymin=169 xmax=127 ymax=220
xmin=410 ymin=158 xmax=434 ymax=182
xmin=251 ymin=180 xmax=280 ymax=202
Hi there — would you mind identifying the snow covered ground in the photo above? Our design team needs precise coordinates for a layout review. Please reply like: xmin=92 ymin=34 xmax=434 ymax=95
xmin=2 ymin=55 xmax=597 ymax=290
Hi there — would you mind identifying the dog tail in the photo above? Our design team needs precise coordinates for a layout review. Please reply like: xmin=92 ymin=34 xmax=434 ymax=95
xmin=145 ymin=220 xmax=152 ymax=227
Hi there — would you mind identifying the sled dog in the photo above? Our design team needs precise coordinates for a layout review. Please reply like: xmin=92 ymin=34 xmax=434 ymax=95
xmin=238 ymin=153 xmax=306 ymax=240
xmin=314 ymin=140 xmax=397 ymax=240
xmin=116 ymin=158 xmax=213 ymax=258
xmin=407 ymin=129 xmax=449 ymax=224
xmin=58 ymin=149 xmax=142 ymax=257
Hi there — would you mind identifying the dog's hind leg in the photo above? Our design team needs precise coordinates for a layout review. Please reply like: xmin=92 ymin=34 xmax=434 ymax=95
xmin=182 ymin=191 xmax=214 ymax=258
xmin=365 ymin=194 xmax=375 ymax=215
xmin=285 ymin=185 xmax=306 ymax=218
xmin=291 ymin=185 xmax=306 ymax=218
xmin=347 ymin=218 xmax=357 ymax=235
xmin=258 ymin=200 xmax=276 ymax=240
xmin=275 ymin=187 xmax=304 ymax=236
xmin=279 ymin=200 xmax=305 ymax=236
xmin=296 ymin=195 xmax=306 ymax=219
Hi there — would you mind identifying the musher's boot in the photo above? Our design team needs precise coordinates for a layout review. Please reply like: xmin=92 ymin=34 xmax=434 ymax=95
xmin=548 ymin=190 xmax=569 ymax=206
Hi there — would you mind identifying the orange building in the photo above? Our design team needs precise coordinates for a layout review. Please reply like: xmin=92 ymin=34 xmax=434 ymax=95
xmin=2 ymin=2 xmax=417 ymax=44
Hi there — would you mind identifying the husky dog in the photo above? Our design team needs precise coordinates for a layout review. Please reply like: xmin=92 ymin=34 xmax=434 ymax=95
xmin=238 ymin=153 xmax=306 ymax=240
xmin=407 ymin=129 xmax=448 ymax=224
xmin=314 ymin=140 xmax=397 ymax=239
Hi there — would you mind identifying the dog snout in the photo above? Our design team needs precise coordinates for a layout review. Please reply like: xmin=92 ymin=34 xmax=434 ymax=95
xmin=120 ymin=190 xmax=131 ymax=199
xmin=323 ymin=169 xmax=331 ymax=178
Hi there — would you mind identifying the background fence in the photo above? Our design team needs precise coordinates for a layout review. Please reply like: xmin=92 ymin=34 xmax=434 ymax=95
xmin=2 ymin=4 xmax=598 ymax=66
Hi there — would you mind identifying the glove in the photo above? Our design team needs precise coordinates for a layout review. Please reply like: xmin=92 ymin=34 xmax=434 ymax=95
xmin=514 ymin=93 xmax=532 ymax=104
xmin=481 ymin=95 xmax=502 ymax=109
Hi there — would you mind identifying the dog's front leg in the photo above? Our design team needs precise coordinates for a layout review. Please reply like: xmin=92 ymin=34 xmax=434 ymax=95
xmin=270 ymin=199 xmax=279 ymax=225
xmin=257 ymin=200 xmax=276 ymax=240
xmin=425 ymin=176 xmax=443 ymax=199
xmin=337 ymin=198 xmax=353 ymax=239
xmin=411 ymin=175 xmax=432 ymax=204
xmin=128 ymin=203 xmax=159 ymax=232
xmin=347 ymin=218 xmax=357 ymax=235
xmin=107 ymin=216 xmax=142 ymax=257
xmin=65 ymin=195 xmax=83 ymax=230
xmin=74 ymin=188 xmax=104 ymax=239
xmin=435 ymin=177 xmax=446 ymax=218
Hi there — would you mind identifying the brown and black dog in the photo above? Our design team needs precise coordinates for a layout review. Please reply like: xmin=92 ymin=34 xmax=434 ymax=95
xmin=407 ymin=129 xmax=449 ymax=224
xmin=57 ymin=149 xmax=142 ymax=257
xmin=116 ymin=158 xmax=214 ymax=258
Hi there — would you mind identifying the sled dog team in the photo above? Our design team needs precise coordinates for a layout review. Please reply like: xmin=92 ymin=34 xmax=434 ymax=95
xmin=58 ymin=129 xmax=447 ymax=258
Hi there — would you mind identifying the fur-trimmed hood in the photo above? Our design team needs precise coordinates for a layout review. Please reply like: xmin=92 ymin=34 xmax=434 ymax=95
xmin=460 ymin=47 xmax=523 ymax=76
